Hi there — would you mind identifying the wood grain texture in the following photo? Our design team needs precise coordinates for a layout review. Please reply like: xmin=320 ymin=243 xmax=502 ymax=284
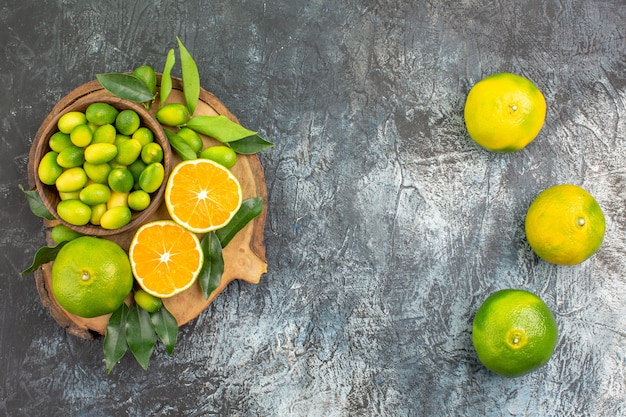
xmin=1 ymin=0 xmax=624 ymax=416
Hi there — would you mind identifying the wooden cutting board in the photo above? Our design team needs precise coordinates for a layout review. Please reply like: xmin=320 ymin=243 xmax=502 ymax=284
xmin=27 ymin=77 xmax=267 ymax=340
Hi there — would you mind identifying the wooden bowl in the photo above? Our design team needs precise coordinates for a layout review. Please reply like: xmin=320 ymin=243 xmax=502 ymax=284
xmin=30 ymin=95 xmax=171 ymax=236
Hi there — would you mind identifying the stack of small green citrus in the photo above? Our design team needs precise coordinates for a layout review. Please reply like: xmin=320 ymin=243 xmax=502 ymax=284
xmin=37 ymin=102 xmax=165 ymax=230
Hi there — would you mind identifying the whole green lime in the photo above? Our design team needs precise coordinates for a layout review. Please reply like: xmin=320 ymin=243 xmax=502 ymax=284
xmin=472 ymin=289 xmax=558 ymax=377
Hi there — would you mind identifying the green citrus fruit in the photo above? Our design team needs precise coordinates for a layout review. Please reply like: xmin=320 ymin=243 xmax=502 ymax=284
xmin=58 ymin=191 xmax=80 ymax=201
xmin=114 ymin=134 xmax=130 ymax=146
xmin=69 ymin=124 xmax=93 ymax=147
xmin=55 ymin=167 xmax=88 ymax=193
xmin=138 ymin=162 xmax=164 ymax=193
xmin=49 ymin=132 xmax=73 ymax=152
xmin=472 ymin=289 xmax=558 ymax=378
xmin=132 ymin=126 xmax=154 ymax=147
xmin=84 ymin=143 xmax=118 ymax=164
xmin=56 ymin=145 xmax=85 ymax=168
xmin=115 ymin=109 xmax=141 ymax=136
xmin=51 ymin=236 xmax=133 ymax=318
xmin=128 ymin=190 xmax=151 ymax=211
xmin=99 ymin=206 xmax=132 ymax=230
xmin=83 ymin=162 xmax=112 ymax=184
xmin=141 ymin=142 xmax=164 ymax=164
xmin=57 ymin=111 xmax=88 ymax=134
xmin=114 ymin=138 xmax=142 ymax=166
xmin=50 ymin=224 xmax=84 ymax=244
xmin=176 ymin=127 xmax=203 ymax=153
xmin=107 ymin=191 xmax=129 ymax=209
xmin=525 ymin=184 xmax=605 ymax=265
xmin=127 ymin=159 xmax=147 ymax=184
xmin=85 ymin=102 xmax=119 ymax=126
xmin=38 ymin=151 xmax=63 ymax=185
xmin=92 ymin=124 xmax=117 ymax=144
xmin=156 ymin=103 xmax=188 ymax=127
xmin=108 ymin=168 xmax=135 ymax=193
xmin=133 ymin=289 xmax=163 ymax=313
xmin=79 ymin=183 xmax=112 ymax=206
xmin=464 ymin=73 xmax=546 ymax=152
xmin=87 ymin=122 xmax=99 ymax=133
xmin=200 ymin=146 xmax=237 ymax=169
xmin=56 ymin=199 xmax=92 ymax=226
xmin=90 ymin=203 xmax=107 ymax=225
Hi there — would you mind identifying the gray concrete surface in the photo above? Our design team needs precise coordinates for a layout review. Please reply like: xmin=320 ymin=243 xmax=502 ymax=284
xmin=1 ymin=0 xmax=624 ymax=416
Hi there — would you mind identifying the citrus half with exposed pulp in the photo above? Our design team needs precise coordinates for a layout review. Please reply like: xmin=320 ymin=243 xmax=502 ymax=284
xmin=165 ymin=159 xmax=242 ymax=233
xmin=129 ymin=220 xmax=204 ymax=298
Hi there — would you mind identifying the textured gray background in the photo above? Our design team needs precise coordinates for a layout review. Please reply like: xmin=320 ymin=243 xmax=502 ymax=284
xmin=1 ymin=0 xmax=624 ymax=416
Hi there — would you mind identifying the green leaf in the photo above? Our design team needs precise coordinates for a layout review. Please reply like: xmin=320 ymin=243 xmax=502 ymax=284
xmin=177 ymin=37 xmax=200 ymax=116
xmin=216 ymin=197 xmax=263 ymax=247
xmin=186 ymin=115 xmax=257 ymax=143
xmin=160 ymin=48 xmax=176 ymax=104
xmin=228 ymin=134 xmax=275 ymax=155
xmin=198 ymin=232 xmax=224 ymax=299
xmin=104 ymin=303 xmax=129 ymax=374
xmin=150 ymin=306 xmax=178 ymax=355
xmin=165 ymin=129 xmax=198 ymax=160
xmin=125 ymin=303 xmax=157 ymax=370
xmin=96 ymin=73 xmax=154 ymax=103
xmin=19 ymin=184 xmax=54 ymax=220
xmin=21 ymin=241 xmax=68 ymax=275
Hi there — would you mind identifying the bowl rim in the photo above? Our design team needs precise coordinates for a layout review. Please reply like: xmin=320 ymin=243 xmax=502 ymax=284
xmin=29 ymin=93 xmax=171 ymax=236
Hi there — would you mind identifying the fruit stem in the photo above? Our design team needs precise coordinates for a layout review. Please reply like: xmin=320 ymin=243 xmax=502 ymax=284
xmin=507 ymin=329 xmax=527 ymax=350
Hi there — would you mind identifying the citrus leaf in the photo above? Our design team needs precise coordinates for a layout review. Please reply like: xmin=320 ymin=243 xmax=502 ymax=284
xmin=177 ymin=37 xmax=200 ymax=116
xmin=198 ymin=232 xmax=224 ymax=299
xmin=125 ymin=303 xmax=157 ymax=370
xmin=21 ymin=241 xmax=68 ymax=275
xmin=186 ymin=115 xmax=257 ymax=143
xmin=216 ymin=197 xmax=263 ymax=247
xmin=104 ymin=303 xmax=129 ymax=374
xmin=96 ymin=73 xmax=154 ymax=102
xmin=228 ymin=135 xmax=275 ymax=155
xmin=165 ymin=129 xmax=197 ymax=160
xmin=19 ymin=184 xmax=54 ymax=220
xmin=160 ymin=48 xmax=176 ymax=104
xmin=150 ymin=306 xmax=178 ymax=355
